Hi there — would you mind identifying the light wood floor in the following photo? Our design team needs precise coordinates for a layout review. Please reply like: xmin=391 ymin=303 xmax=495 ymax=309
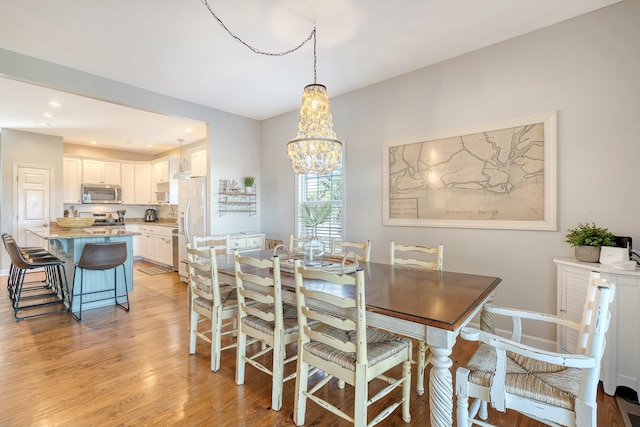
xmin=0 ymin=260 xmax=625 ymax=426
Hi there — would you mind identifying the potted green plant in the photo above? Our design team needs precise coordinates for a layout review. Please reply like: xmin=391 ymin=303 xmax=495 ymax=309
xmin=243 ymin=176 xmax=255 ymax=193
xmin=299 ymin=203 xmax=333 ymax=266
xmin=565 ymin=223 xmax=615 ymax=262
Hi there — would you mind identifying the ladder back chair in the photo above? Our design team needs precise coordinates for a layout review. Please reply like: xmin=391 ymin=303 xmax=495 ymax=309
xmin=289 ymin=234 xmax=307 ymax=254
xmin=292 ymin=259 xmax=412 ymax=427
xmin=233 ymin=251 xmax=300 ymax=411
xmin=187 ymin=237 xmax=237 ymax=372
xmin=389 ymin=240 xmax=444 ymax=396
xmin=456 ymin=271 xmax=615 ymax=427
xmin=330 ymin=238 xmax=372 ymax=263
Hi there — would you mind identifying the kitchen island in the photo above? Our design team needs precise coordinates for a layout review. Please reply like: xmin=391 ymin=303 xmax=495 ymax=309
xmin=27 ymin=227 xmax=140 ymax=314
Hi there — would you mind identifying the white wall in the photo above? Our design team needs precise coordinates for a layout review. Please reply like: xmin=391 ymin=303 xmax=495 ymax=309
xmin=259 ymin=0 xmax=640 ymax=341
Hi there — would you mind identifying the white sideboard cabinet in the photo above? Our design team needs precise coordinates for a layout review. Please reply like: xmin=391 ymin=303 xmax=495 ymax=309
xmin=554 ymin=257 xmax=640 ymax=396
xmin=226 ymin=232 xmax=265 ymax=254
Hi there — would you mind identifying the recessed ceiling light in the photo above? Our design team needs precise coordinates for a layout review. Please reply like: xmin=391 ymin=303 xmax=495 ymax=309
xmin=90 ymin=141 xmax=97 ymax=145
xmin=41 ymin=112 xmax=55 ymax=118
xmin=185 ymin=128 xmax=192 ymax=132
xmin=146 ymin=144 xmax=153 ymax=147
xmin=48 ymin=101 xmax=62 ymax=108
xmin=37 ymin=122 xmax=50 ymax=126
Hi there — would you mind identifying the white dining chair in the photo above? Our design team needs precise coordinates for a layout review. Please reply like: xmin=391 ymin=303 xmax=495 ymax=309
xmin=233 ymin=251 xmax=300 ymax=411
xmin=389 ymin=240 xmax=444 ymax=396
xmin=187 ymin=239 xmax=238 ymax=372
xmin=330 ymin=238 xmax=372 ymax=262
xmin=292 ymin=259 xmax=412 ymax=426
xmin=289 ymin=234 xmax=306 ymax=253
xmin=456 ymin=271 xmax=615 ymax=427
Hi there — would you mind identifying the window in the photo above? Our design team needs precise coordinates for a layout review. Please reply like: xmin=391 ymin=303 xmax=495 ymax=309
xmin=295 ymin=161 xmax=343 ymax=250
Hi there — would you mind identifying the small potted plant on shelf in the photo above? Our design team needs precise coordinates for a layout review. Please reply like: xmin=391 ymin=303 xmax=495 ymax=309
xmin=565 ymin=222 xmax=615 ymax=262
xmin=243 ymin=176 xmax=255 ymax=193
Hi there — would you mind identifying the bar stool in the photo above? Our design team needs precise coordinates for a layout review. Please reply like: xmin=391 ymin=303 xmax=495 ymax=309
xmin=71 ymin=242 xmax=130 ymax=322
xmin=4 ymin=237 xmax=70 ymax=321
xmin=2 ymin=233 xmax=55 ymax=298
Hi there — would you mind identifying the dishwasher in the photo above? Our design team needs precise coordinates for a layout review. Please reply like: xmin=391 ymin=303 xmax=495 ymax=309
xmin=172 ymin=228 xmax=179 ymax=271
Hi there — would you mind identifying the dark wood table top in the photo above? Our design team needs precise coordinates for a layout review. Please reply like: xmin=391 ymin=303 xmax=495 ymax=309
xmin=217 ymin=250 xmax=501 ymax=332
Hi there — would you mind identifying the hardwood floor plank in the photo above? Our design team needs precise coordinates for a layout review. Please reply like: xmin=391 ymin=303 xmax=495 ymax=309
xmin=0 ymin=261 xmax=625 ymax=426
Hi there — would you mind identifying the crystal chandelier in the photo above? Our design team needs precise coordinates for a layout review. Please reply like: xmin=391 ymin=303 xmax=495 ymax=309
xmin=287 ymin=30 xmax=342 ymax=175
xmin=200 ymin=1 xmax=341 ymax=175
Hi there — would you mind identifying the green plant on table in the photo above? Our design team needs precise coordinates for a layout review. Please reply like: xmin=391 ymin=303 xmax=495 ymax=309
xmin=300 ymin=203 xmax=333 ymax=228
xmin=565 ymin=223 xmax=615 ymax=248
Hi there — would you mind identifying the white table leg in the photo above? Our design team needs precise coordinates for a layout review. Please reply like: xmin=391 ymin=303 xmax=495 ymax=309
xmin=428 ymin=343 xmax=454 ymax=427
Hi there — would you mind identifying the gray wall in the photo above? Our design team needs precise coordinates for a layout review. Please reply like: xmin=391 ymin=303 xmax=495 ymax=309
xmin=0 ymin=129 xmax=64 ymax=270
xmin=259 ymin=0 xmax=640 ymax=342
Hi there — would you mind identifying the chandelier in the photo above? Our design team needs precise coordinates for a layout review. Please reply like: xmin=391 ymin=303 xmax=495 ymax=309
xmin=201 ymin=0 xmax=342 ymax=175
xmin=286 ymin=30 xmax=342 ymax=175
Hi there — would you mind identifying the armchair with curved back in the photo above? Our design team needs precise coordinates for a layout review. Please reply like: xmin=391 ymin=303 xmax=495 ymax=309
xmin=455 ymin=271 xmax=615 ymax=427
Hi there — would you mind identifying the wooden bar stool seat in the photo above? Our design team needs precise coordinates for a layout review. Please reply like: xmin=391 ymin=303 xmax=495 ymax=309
xmin=71 ymin=242 xmax=129 ymax=322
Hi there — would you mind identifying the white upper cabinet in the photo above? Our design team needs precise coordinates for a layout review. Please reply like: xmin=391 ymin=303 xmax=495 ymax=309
xmin=82 ymin=159 xmax=121 ymax=185
xmin=152 ymin=157 xmax=179 ymax=204
xmin=63 ymin=157 xmax=83 ymax=203
xmin=134 ymin=162 xmax=153 ymax=204
xmin=121 ymin=162 xmax=135 ymax=204
xmin=190 ymin=149 xmax=207 ymax=177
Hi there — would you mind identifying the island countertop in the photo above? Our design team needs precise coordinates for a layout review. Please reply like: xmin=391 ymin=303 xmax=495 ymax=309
xmin=27 ymin=226 xmax=141 ymax=239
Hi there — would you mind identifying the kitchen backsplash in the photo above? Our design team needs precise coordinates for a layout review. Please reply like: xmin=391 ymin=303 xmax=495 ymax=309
xmin=62 ymin=203 xmax=179 ymax=221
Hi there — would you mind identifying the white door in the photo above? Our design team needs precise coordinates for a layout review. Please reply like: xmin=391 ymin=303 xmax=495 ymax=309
xmin=15 ymin=166 xmax=51 ymax=248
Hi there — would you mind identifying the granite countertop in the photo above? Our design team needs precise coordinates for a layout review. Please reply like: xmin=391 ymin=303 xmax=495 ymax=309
xmin=28 ymin=227 xmax=141 ymax=239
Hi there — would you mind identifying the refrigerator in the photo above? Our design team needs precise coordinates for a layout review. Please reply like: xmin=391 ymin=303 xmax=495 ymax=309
xmin=178 ymin=176 xmax=207 ymax=282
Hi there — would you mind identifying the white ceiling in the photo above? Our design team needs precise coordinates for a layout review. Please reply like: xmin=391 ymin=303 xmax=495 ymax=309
xmin=0 ymin=0 xmax=622 ymax=154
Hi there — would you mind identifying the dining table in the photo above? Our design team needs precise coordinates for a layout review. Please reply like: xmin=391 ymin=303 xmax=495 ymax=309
xmin=216 ymin=249 xmax=501 ymax=427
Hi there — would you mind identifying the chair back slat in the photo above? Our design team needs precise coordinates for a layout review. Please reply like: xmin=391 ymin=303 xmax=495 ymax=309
xmin=331 ymin=239 xmax=371 ymax=262
xmin=390 ymin=240 xmax=443 ymax=271
xmin=234 ymin=252 xmax=284 ymax=330
xmin=187 ymin=241 xmax=226 ymax=307
xmin=293 ymin=259 xmax=367 ymax=364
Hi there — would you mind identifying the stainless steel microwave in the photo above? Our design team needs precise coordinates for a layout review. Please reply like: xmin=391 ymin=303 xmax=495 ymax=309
xmin=81 ymin=184 xmax=122 ymax=204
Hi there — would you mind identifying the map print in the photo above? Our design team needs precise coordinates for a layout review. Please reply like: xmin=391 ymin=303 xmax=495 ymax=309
xmin=388 ymin=122 xmax=545 ymax=221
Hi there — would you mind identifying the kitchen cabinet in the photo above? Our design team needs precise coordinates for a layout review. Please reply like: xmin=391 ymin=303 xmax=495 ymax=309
xmin=226 ymin=232 xmax=265 ymax=254
xmin=82 ymin=159 xmax=121 ymax=185
xmin=63 ymin=157 xmax=83 ymax=203
xmin=125 ymin=224 xmax=141 ymax=257
xmin=139 ymin=224 xmax=176 ymax=268
xmin=152 ymin=157 xmax=179 ymax=204
xmin=134 ymin=162 xmax=153 ymax=204
xmin=190 ymin=148 xmax=207 ymax=177
xmin=555 ymin=257 xmax=640 ymax=396
xmin=121 ymin=162 xmax=135 ymax=204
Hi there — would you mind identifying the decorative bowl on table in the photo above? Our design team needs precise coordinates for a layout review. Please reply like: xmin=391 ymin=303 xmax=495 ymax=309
xmin=56 ymin=217 xmax=95 ymax=228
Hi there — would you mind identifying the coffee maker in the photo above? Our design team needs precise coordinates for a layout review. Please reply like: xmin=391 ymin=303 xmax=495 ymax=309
xmin=145 ymin=208 xmax=157 ymax=222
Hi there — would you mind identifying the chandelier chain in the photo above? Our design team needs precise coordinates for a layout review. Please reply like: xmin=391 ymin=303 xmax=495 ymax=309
xmin=201 ymin=0 xmax=316 ymax=59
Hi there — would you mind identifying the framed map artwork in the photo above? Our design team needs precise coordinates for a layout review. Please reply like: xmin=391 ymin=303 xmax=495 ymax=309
xmin=383 ymin=111 xmax=557 ymax=230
